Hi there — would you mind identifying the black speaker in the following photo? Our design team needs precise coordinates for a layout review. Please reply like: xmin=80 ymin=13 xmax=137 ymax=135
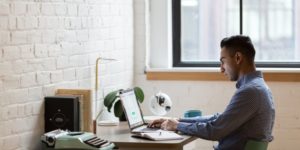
xmin=44 ymin=96 xmax=80 ymax=132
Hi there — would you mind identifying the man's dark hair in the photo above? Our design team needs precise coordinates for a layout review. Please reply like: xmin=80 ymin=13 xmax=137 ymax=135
xmin=220 ymin=35 xmax=256 ymax=62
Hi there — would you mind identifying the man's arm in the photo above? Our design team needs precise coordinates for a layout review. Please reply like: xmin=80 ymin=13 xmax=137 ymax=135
xmin=179 ymin=114 xmax=219 ymax=123
xmin=177 ymin=87 xmax=260 ymax=140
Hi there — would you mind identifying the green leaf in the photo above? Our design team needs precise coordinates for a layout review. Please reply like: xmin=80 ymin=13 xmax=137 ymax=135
xmin=114 ymin=100 xmax=124 ymax=118
xmin=104 ymin=91 xmax=119 ymax=112
xmin=106 ymin=100 xmax=114 ymax=112
xmin=134 ymin=87 xmax=144 ymax=103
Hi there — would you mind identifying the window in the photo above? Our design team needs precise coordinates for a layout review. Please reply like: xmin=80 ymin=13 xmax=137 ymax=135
xmin=173 ymin=0 xmax=300 ymax=68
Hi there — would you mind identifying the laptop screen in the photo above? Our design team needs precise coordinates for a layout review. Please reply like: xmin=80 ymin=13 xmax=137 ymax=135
xmin=120 ymin=89 xmax=144 ymax=128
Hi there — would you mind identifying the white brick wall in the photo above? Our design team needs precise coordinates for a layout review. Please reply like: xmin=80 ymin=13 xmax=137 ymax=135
xmin=0 ymin=0 xmax=134 ymax=149
xmin=133 ymin=0 xmax=300 ymax=150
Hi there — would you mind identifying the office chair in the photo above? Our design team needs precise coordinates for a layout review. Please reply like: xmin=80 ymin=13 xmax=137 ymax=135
xmin=245 ymin=140 xmax=268 ymax=150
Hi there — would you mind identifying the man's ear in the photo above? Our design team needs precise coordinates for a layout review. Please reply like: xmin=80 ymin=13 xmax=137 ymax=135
xmin=235 ymin=52 xmax=243 ymax=64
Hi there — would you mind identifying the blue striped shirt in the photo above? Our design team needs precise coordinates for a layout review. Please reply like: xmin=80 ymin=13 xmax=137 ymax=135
xmin=177 ymin=71 xmax=275 ymax=150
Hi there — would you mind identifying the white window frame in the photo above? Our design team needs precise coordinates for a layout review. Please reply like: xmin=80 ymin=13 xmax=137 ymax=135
xmin=147 ymin=0 xmax=300 ymax=71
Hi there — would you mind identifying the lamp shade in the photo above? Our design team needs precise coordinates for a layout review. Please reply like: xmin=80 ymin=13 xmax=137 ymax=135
xmin=149 ymin=92 xmax=172 ymax=116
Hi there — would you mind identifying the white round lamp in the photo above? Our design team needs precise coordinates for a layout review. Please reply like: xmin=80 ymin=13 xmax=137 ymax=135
xmin=149 ymin=92 xmax=172 ymax=116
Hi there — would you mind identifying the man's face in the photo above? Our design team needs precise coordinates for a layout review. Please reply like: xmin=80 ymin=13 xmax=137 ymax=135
xmin=220 ymin=47 xmax=239 ymax=81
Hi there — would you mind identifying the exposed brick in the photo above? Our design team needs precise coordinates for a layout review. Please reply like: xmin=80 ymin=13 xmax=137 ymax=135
xmin=69 ymin=55 xmax=79 ymax=67
xmin=39 ymin=17 xmax=59 ymax=29
xmin=2 ymin=135 xmax=20 ymax=150
xmin=34 ymin=44 xmax=48 ymax=58
xmin=0 ymin=62 xmax=13 ymax=76
xmin=24 ymin=103 xmax=33 ymax=116
xmin=76 ymin=67 xmax=91 ymax=79
xmin=10 ymin=88 xmax=28 ymax=104
xmin=3 ymin=75 xmax=21 ymax=90
xmin=63 ymin=68 xmax=76 ymax=81
xmin=67 ymin=4 xmax=78 ymax=16
xmin=17 ymin=104 xmax=25 ymax=118
xmin=42 ymin=84 xmax=56 ymax=96
xmin=13 ymin=60 xmax=27 ymax=73
xmin=0 ymin=79 xmax=3 ymax=92
xmin=12 ymin=3 xmax=27 ymax=15
xmin=76 ymin=30 xmax=89 ymax=41
xmin=32 ymin=101 xmax=43 ymax=115
xmin=78 ymin=78 xmax=91 ymax=88
xmin=25 ymin=59 xmax=43 ymax=72
xmin=56 ymin=56 xmax=69 ymax=69
xmin=0 ymin=31 xmax=9 ymax=45
xmin=17 ymin=16 xmax=39 ymax=29
xmin=38 ymin=17 xmax=47 ymax=29
xmin=36 ymin=71 xmax=50 ymax=85
xmin=42 ymin=58 xmax=56 ymax=70
xmin=12 ymin=118 xmax=27 ymax=134
xmin=20 ymin=131 xmax=43 ymax=150
xmin=27 ymin=3 xmax=40 ymax=15
xmin=63 ymin=30 xmax=77 ymax=42
xmin=3 ymin=46 xmax=21 ymax=60
xmin=25 ymin=17 xmax=38 ymax=29
xmin=42 ymin=30 xmax=56 ymax=43
xmin=8 ymin=16 xmax=17 ymax=29
xmin=41 ymin=3 xmax=55 ymax=16
xmin=0 ymin=3 xmax=9 ymax=15
xmin=21 ymin=72 xmax=37 ymax=88
xmin=20 ymin=45 xmax=35 ymax=59
xmin=48 ymin=44 xmax=61 ymax=57
xmin=28 ymin=87 xmax=43 ymax=101
xmin=0 ymin=92 xmax=11 ymax=106
xmin=50 ymin=70 xmax=63 ymax=83
xmin=0 ymin=16 xmax=8 ymax=29
xmin=27 ymin=30 xmax=42 ymax=43
xmin=11 ymin=31 xmax=27 ymax=44
xmin=0 ymin=120 xmax=13 ymax=136
xmin=0 ymin=1 xmax=135 ymax=150
xmin=77 ymin=54 xmax=89 ymax=67
xmin=65 ymin=17 xmax=81 ymax=29
xmin=78 ymin=4 xmax=89 ymax=16
xmin=2 ymin=105 xmax=19 ymax=121
xmin=54 ymin=3 xmax=67 ymax=15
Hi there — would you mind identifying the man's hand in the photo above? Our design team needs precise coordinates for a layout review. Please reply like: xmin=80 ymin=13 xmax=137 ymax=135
xmin=160 ymin=119 xmax=179 ymax=131
xmin=148 ymin=118 xmax=167 ymax=128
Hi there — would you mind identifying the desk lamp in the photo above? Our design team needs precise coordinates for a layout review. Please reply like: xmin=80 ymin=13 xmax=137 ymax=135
xmin=93 ymin=57 xmax=116 ymax=133
xmin=144 ymin=92 xmax=172 ymax=123
xmin=149 ymin=92 xmax=172 ymax=116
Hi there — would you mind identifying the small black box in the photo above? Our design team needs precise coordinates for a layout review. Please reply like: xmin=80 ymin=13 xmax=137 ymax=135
xmin=44 ymin=96 xmax=80 ymax=132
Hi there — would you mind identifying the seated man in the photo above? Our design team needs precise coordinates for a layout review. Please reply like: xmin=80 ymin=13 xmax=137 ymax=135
xmin=149 ymin=35 xmax=275 ymax=150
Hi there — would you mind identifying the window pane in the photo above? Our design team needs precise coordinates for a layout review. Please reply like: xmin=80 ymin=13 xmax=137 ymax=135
xmin=179 ymin=0 xmax=300 ymax=66
xmin=243 ymin=0 xmax=298 ymax=62
xmin=181 ymin=0 xmax=240 ymax=62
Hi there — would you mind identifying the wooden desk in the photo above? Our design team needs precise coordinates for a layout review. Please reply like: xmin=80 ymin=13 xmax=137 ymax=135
xmin=97 ymin=122 xmax=197 ymax=150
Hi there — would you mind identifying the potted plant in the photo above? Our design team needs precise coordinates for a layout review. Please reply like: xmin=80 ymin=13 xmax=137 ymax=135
xmin=103 ymin=87 xmax=144 ymax=120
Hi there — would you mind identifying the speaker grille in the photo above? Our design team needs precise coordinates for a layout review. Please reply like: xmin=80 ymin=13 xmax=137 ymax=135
xmin=44 ymin=96 xmax=80 ymax=132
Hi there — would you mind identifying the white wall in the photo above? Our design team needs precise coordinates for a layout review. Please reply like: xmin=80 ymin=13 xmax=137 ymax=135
xmin=134 ymin=1 xmax=300 ymax=150
xmin=0 ymin=0 xmax=134 ymax=149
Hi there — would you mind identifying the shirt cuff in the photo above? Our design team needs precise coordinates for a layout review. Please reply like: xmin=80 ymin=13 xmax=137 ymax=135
xmin=177 ymin=122 xmax=190 ymax=132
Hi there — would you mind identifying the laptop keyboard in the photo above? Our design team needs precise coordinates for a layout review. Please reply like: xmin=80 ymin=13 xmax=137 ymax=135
xmin=133 ymin=125 xmax=160 ymax=132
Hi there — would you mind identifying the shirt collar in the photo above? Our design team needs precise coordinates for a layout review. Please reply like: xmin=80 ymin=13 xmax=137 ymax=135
xmin=236 ymin=71 xmax=263 ymax=89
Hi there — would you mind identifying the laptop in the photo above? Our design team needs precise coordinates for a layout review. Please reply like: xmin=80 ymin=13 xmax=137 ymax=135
xmin=119 ymin=89 xmax=160 ymax=133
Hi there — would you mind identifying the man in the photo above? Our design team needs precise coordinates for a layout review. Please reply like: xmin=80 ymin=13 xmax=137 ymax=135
xmin=149 ymin=35 xmax=275 ymax=150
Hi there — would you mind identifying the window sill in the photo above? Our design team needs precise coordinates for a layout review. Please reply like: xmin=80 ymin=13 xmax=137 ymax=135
xmin=146 ymin=68 xmax=300 ymax=82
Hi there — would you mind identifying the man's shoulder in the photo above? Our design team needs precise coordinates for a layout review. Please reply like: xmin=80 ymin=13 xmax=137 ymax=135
xmin=236 ymin=81 xmax=267 ymax=99
xmin=243 ymin=77 xmax=268 ymax=91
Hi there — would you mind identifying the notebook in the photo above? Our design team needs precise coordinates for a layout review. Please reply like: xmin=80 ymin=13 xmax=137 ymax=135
xmin=131 ymin=131 xmax=184 ymax=141
xmin=119 ymin=89 xmax=160 ymax=133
